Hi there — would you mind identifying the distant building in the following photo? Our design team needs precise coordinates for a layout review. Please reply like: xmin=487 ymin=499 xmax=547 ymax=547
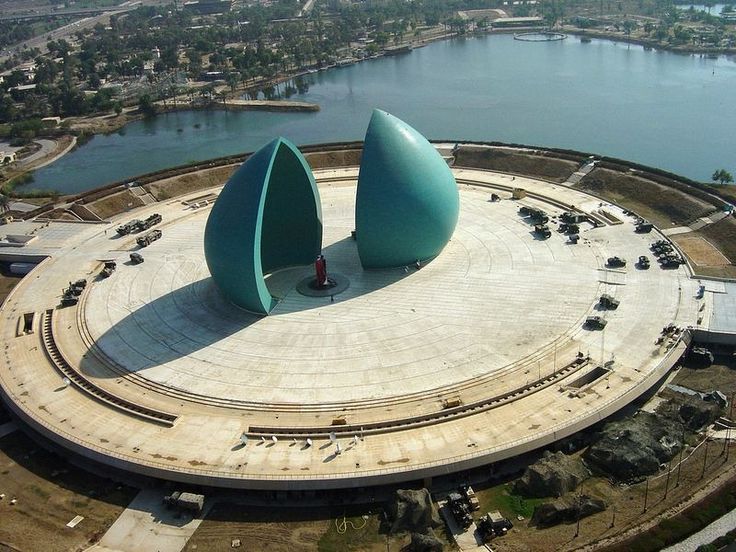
xmin=8 ymin=83 xmax=38 ymax=96
xmin=493 ymin=16 xmax=545 ymax=28
xmin=200 ymin=70 xmax=225 ymax=81
xmin=183 ymin=0 xmax=232 ymax=14
xmin=0 ymin=151 xmax=16 ymax=164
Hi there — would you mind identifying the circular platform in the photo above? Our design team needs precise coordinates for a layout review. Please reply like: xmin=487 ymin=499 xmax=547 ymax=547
xmin=0 ymin=167 xmax=699 ymax=490
xmin=295 ymin=273 xmax=350 ymax=298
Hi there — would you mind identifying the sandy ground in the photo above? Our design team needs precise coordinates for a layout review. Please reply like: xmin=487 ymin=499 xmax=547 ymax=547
xmin=0 ymin=272 xmax=21 ymax=304
xmin=576 ymin=168 xmax=717 ymax=228
xmin=186 ymin=504 xmax=411 ymax=552
xmin=675 ymin=236 xmax=731 ymax=267
xmin=469 ymin=360 xmax=736 ymax=552
xmin=0 ymin=431 xmax=137 ymax=552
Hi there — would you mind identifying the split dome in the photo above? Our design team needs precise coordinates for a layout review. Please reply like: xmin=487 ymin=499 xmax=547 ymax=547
xmin=204 ymin=109 xmax=460 ymax=314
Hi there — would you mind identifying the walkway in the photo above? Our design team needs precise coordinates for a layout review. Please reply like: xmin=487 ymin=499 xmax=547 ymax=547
xmin=662 ymin=507 xmax=736 ymax=551
xmin=86 ymin=488 xmax=211 ymax=552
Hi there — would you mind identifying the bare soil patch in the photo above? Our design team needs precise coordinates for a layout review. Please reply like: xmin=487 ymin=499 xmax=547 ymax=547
xmin=145 ymin=165 xmax=235 ymax=201
xmin=0 ymin=270 xmax=21 ymax=305
xmin=469 ymin=360 xmax=736 ymax=552
xmin=576 ymin=168 xmax=717 ymax=227
xmin=671 ymin=356 xmax=736 ymax=398
xmin=0 ymin=431 xmax=137 ymax=552
xmin=187 ymin=503 xmax=405 ymax=552
xmin=86 ymin=189 xmax=145 ymax=220
xmin=40 ymin=209 xmax=80 ymax=221
xmin=698 ymin=216 xmax=736 ymax=264
xmin=454 ymin=147 xmax=579 ymax=183
xmin=673 ymin=236 xmax=730 ymax=266
xmin=305 ymin=149 xmax=362 ymax=170
xmin=708 ymin=184 xmax=736 ymax=204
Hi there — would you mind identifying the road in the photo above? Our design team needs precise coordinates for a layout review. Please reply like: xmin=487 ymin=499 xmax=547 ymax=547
xmin=0 ymin=0 xmax=168 ymax=65
xmin=85 ymin=488 xmax=212 ymax=552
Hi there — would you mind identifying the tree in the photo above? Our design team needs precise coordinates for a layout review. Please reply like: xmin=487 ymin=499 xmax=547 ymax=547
xmin=0 ymin=194 xmax=9 ymax=214
xmin=114 ymin=101 xmax=123 ymax=116
xmin=138 ymin=94 xmax=157 ymax=117
xmin=712 ymin=169 xmax=734 ymax=184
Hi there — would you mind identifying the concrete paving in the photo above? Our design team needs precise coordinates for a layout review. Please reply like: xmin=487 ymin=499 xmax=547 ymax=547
xmin=0 ymin=169 xmax=701 ymax=490
xmin=86 ymin=488 xmax=210 ymax=552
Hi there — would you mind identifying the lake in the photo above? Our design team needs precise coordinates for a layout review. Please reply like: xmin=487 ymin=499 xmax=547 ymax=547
xmin=28 ymin=33 xmax=736 ymax=194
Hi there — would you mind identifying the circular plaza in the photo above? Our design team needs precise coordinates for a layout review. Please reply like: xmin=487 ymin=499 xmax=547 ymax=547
xmin=0 ymin=161 xmax=699 ymax=490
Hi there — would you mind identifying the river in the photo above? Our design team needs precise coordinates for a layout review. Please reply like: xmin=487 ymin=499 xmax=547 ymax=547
xmin=28 ymin=33 xmax=736 ymax=194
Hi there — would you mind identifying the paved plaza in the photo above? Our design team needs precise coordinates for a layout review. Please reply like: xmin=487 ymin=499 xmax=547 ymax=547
xmin=0 ymin=168 xmax=701 ymax=489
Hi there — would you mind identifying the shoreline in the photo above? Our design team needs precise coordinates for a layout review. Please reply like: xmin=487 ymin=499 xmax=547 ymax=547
xmin=563 ymin=27 xmax=736 ymax=55
xmin=8 ymin=25 xmax=735 ymax=190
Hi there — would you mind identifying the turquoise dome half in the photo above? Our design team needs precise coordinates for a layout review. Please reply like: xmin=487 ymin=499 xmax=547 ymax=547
xmin=204 ymin=137 xmax=322 ymax=315
xmin=355 ymin=110 xmax=459 ymax=269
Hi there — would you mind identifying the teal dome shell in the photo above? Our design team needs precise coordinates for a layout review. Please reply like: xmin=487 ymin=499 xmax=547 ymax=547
xmin=204 ymin=137 xmax=322 ymax=314
xmin=355 ymin=110 xmax=459 ymax=269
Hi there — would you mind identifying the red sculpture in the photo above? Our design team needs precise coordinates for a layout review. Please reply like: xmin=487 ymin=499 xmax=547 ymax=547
xmin=315 ymin=255 xmax=328 ymax=288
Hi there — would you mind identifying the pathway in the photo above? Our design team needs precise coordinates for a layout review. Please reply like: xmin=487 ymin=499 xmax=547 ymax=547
xmin=85 ymin=488 xmax=211 ymax=552
xmin=662 ymin=507 xmax=736 ymax=551
xmin=563 ymin=159 xmax=597 ymax=187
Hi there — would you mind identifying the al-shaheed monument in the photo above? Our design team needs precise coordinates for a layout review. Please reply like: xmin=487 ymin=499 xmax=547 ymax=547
xmin=0 ymin=109 xmax=701 ymax=490
xmin=204 ymin=110 xmax=460 ymax=314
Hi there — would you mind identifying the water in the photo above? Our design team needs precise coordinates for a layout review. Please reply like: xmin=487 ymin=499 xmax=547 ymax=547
xmin=676 ymin=3 xmax=730 ymax=15
xmin=29 ymin=34 xmax=736 ymax=194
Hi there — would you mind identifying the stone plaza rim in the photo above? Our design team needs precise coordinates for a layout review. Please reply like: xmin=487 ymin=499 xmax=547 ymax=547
xmin=0 ymin=152 xmax=699 ymax=490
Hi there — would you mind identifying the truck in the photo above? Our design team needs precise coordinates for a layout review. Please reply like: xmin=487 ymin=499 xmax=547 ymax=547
xmin=599 ymin=294 xmax=620 ymax=310
xmin=534 ymin=224 xmax=551 ymax=239
xmin=116 ymin=220 xmax=141 ymax=235
xmin=606 ymin=256 xmax=626 ymax=268
xmin=447 ymin=491 xmax=473 ymax=528
xmin=528 ymin=209 xmax=549 ymax=224
xmin=560 ymin=211 xmax=587 ymax=224
xmin=459 ymin=484 xmax=480 ymax=511
xmin=584 ymin=316 xmax=607 ymax=330
xmin=477 ymin=511 xmax=513 ymax=541
xmin=559 ymin=223 xmax=580 ymax=234
xmin=60 ymin=290 xmax=78 ymax=306
xmin=635 ymin=221 xmax=653 ymax=233
xmin=130 ymin=252 xmax=144 ymax=264
xmin=136 ymin=229 xmax=162 ymax=248
xmin=163 ymin=491 xmax=204 ymax=514
xmin=136 ymin=213 xmax=162 ymax=232
xmin=100 ymin=261 xmax=116 ymax=278
xmin=659 ymin=255 xmax=684 ymax=268
xmin=68 ymin=279 xmax=87 ymax=296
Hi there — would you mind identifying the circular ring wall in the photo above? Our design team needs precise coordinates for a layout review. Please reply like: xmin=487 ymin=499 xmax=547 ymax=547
xmin=0 ymin=165 xmax=698 ymax=490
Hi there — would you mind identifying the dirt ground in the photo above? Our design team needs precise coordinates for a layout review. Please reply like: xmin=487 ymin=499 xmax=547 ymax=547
xmin=85 ymin=189 xmax=146 ymax=220
xmin=144 ymin=165 xmax=235 ymax=201
xmin=186 ymin=503 xmax=412 ymax=552
xmin=305 ymin=149 xmax=362 ymax=170
xmin=576 ymin=168 xmax=718 ymax=228
xmin=0 ymin=430 xmax=137 ymax=552
xmin=674 ymin=236 xmax=731 ymax=267
xmin=0 ymin=271 xmax=21 ymax=305
xmin=698 ymin=216 xmax=736 ymax=264
xmin=673 ymin=354 xmax=736 ymax=398
xmin=467 ymin=359 xmax=736 ymax=552
xmin=454 ymin=148 xmax=579 ymax=183
xmin=674 ymin=216 xmax=736 ymax=278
